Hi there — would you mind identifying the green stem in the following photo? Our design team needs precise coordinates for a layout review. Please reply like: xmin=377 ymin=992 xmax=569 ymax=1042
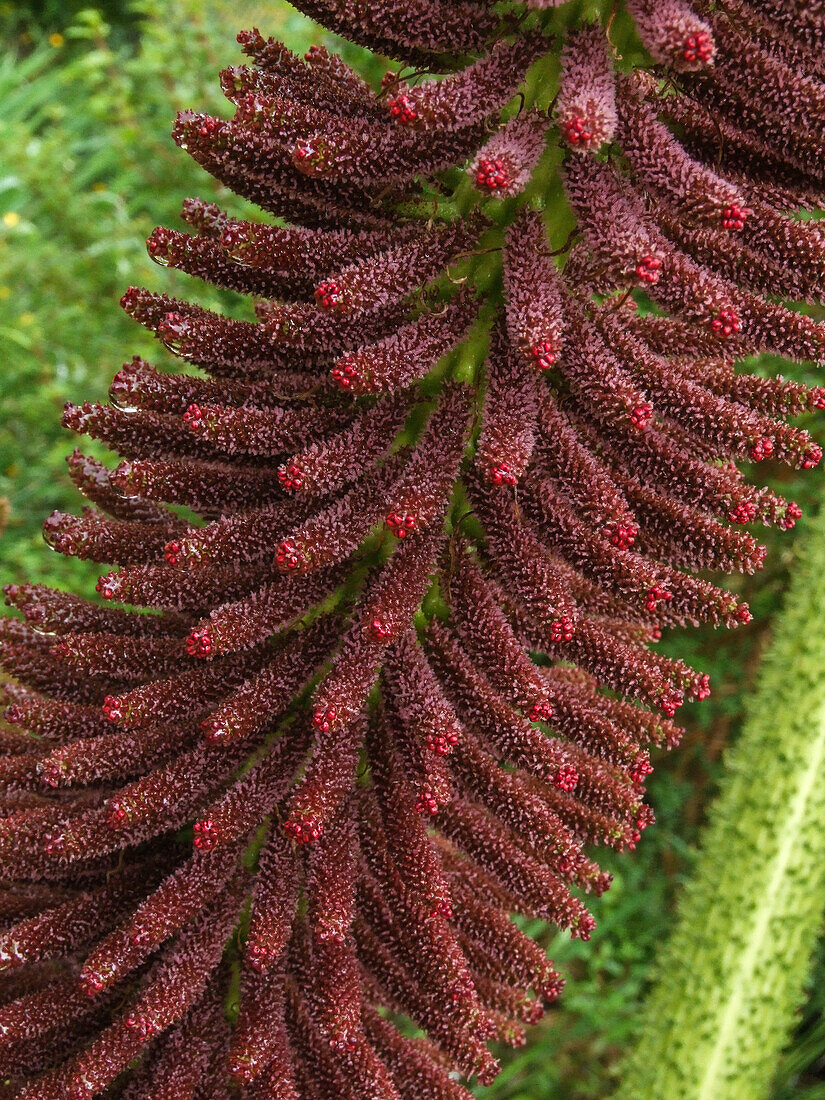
xmin=616 ymin=502 xmax=825 ymax=1100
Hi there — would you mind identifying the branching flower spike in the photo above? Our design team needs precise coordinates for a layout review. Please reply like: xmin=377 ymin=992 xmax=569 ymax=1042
xmin=2 ymin=2 xmax=824 ymax=1096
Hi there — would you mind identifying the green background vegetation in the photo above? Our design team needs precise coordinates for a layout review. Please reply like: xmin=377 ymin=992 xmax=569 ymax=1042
xmin=1 ymin=3 xmax=824 ymax=1096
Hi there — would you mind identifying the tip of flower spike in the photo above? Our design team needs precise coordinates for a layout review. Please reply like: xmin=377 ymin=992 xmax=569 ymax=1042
xmin=201 ymin=714 xmax=235 ymax=745
xmin=635 ymin=256 xmax=663 ymax=284
xmin=386 ymin=511 xmax=417 ymax=539
xmin=694 ymin=674 xmax=712 ymax=701
xmin=193 ymin=819 xmax=219 ymax=851
xmin=721 ymin=204 xmax=748 ymax=231
xmin=164 ymin=540 xmax=183 ymax=567
xmin=292 ymin=136 xmax=335 ymax=178
xmin=183 ymin=404 xmax=203 ymax=430
xmin=682 ymin=30 xmax=714 ymax=66
xmin=366 ymin=618 xmax=392 ymax=643
xmin=803 ymin=444 xmax=822 ymax=470
xmin=415 ymin=791 xmax=440 ymax=816
xmin=124 ymin=1013 xmax=156 ymax=1038
xmin=147 ymin=226 xmax=174 ymax=264
xmin=629 ymin=404 xmax=653 ymax=430
xmin=629 ymin=754 xmax=654 ymax=784
xmin=313 ymin=707 xmax=337 ymax=734
xmin=107 ymin=800 xmax=130 ymax=829
xmin=659 ymin=689 xmax=684 ymax=717
xmin=474 ymin=157 xmax=512 ymax=193
xmin=388 ymin=92 xmax=418 ymax=125
xmin=562 ymin=115 xmax=595 ymax=148
xmin=38 ymin=758 xmax=66 ymax=789
xmin=95 ymin=573 xmax=120 ymax=601
xmin=572 ymin=911 xmax=596 ymax=941
xmin=283 ymin=815 xmax=323 ymax=844
xmin=553 ymin=764 xmax=578 ymax=792
xmin=529 ymin=341 xmax=558 ymax=371
xmin=119 ymin=286 xmax=141 ymax=314
xmin=246 ymin=942 xmax=277 ymax=974
xmin=711 ymin=308 xmax=741 ymax=338
xmin=186 ymin=626 xmax=213 ymax=659
xmin=488 ymin=463 xmax=518 ymax=487
xmin=427 ymin=727 xmax=459 ymax=755
xmin=314 ymin=280 xmax=349 ymax=314
xmin=528 ymin=700 xmax=554 ymax=723
xmin=550 ymin=615 xmax=575 ymax=643
xmin=645 ymin=586 xmax=673 ymax=613
xmin=781 ymin=502 xmax=803 ymax=530
xmin=605 ymin=520 xmax=638 ymax=550
xmin=278 ymin=462 xmax=305 ymax=492
xmin=810 ymin=388 xmax=825 ymax=410
xmin=331 ymin=359 xmax=361 ymax=391
xmin=102 ymin=695 xmax=124 ymax=723
xmin=735 ymin=605 xmax=752 ymax=625
xmin=276 ymin=539 xmax=308 ymax=573
xmin=79 ymin=969 xmax=108 ymax=998
xmin=750 ymin=437 xmax=775 ymax=462
xmin=729 ymin=501 xmax=757 ymax=525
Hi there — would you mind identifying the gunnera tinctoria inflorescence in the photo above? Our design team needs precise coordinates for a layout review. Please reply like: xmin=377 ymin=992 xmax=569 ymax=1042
xmin=1 ymin=1 xmax=825 ymax=1096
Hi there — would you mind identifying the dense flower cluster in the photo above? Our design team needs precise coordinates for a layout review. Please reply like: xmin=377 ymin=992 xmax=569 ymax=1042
xmin=1 ymin=1 xmax=824 ymax=1096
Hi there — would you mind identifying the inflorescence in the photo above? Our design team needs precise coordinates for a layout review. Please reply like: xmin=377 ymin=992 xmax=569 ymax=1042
xmin=1 ymin=0 xmax=824 ymax=1095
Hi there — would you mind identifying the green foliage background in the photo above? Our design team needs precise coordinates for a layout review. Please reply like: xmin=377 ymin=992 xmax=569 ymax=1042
xmin=0 ymin=3 xmax=824 ymax=1097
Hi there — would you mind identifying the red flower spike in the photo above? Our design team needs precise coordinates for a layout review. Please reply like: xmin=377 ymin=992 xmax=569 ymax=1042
xmin=635 ymin=255 xmax=663 ymax=284
xmin=475 ymin=157 xmax=512 ymax=192
xmin=711 ymin=308 xmax=741 ymax=338
xmin=186 ymin=626 xmax=213 ymax=659
xmin=4 ymin=8 xmax=825 ymax=1096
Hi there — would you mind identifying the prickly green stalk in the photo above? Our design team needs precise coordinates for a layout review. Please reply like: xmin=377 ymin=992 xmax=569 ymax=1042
xmin=618 ymin=502 xmax=825 ymax=1100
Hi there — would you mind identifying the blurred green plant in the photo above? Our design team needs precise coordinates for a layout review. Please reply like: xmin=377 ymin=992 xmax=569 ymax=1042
xmin=617 ymin=500 xmax=825 ymax=1100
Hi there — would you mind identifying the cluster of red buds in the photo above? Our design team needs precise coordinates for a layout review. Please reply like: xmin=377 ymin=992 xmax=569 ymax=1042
xmin=1 ymin=1 xmax=824 ymax=1095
